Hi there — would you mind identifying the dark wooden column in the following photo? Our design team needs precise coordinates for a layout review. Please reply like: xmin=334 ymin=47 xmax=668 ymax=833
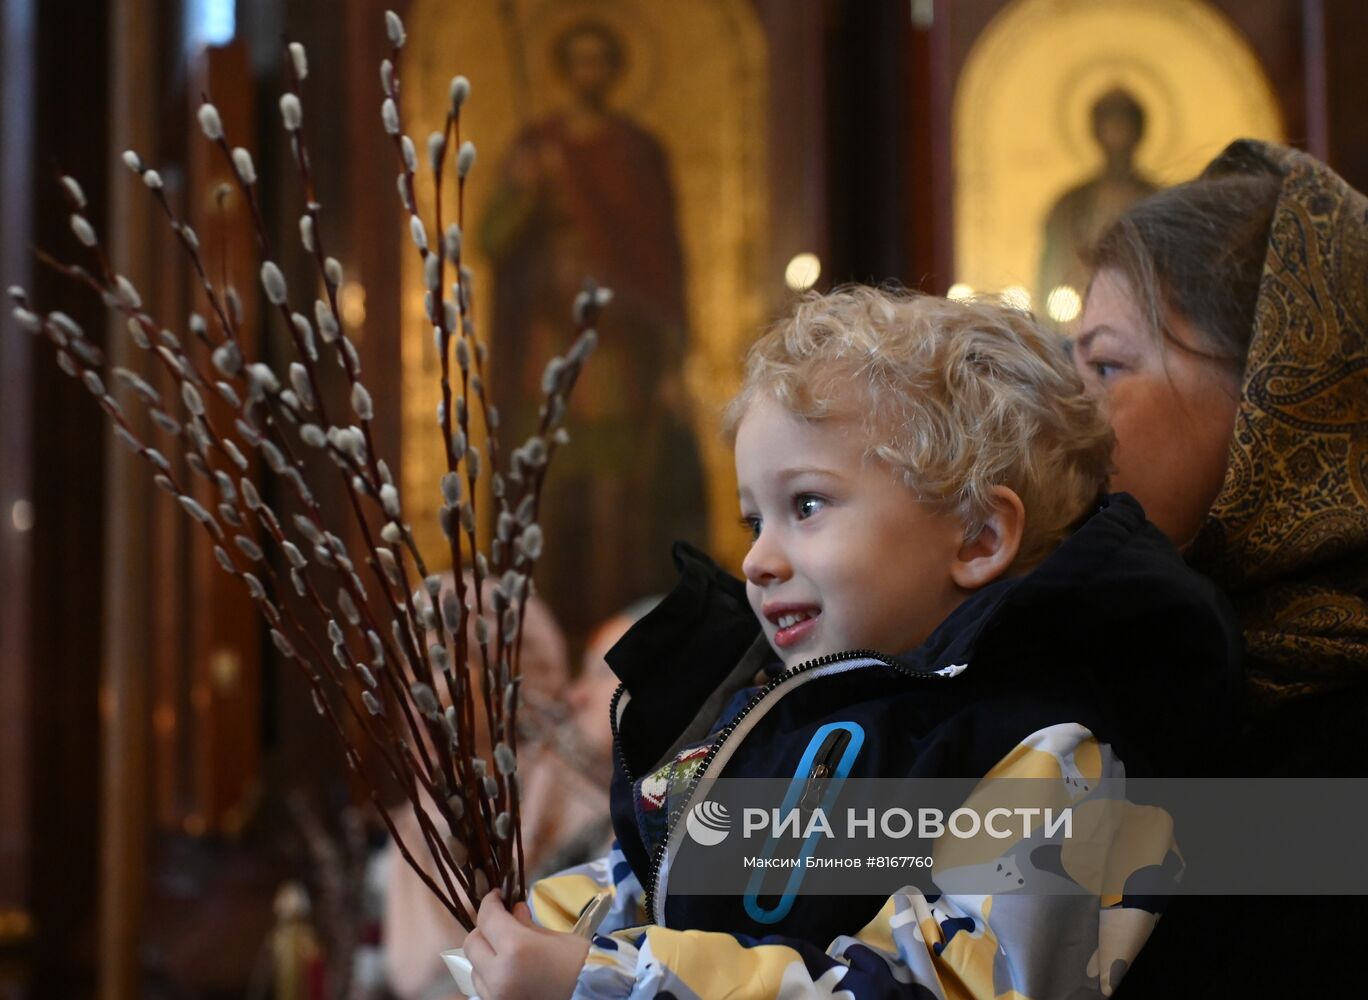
xmin=824 ymin=0 xmax=914 ymax=286
xmin=1323 ymin=0 xmax=1368 ymax=189
xmin=15 ymin=0 xmax=111 ymax=995
xmin=907 ymin=0 xmax=954 ymax=293
xmin=98 ymin=0 xmax=163 ymax=994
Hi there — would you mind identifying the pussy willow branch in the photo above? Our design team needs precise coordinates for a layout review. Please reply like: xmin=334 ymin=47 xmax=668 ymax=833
xmin=382 ymin=54 xmax=478 ymax=726
xmin=380 ymin=45 xmax=523 ymax=886
xmin=15 ymin=266 xmax=472 ymax=921
xmin=100 ymin=144 xmax=479 ymax=904
xmin=278 ymin=45 xmax=442 ymax=606
xmin=10 ymin=8 xmax=608 ymax=927
xmin=199 ymin=95 xmax=459 ymax=803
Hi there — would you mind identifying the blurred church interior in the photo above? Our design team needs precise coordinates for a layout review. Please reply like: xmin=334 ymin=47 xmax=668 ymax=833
xmin=2 ymin=0 xmax=1366 ymax=997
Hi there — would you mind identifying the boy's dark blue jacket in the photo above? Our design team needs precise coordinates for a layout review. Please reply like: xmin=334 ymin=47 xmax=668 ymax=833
xmin=534 ymin=494 xmax=1243 ymax=1000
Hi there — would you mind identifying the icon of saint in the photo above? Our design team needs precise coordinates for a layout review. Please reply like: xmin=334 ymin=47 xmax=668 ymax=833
xmin=1038 ymin=87 xmax=1159 ymax=321
xmin=480 ymin=19 xmax=707 ymax=648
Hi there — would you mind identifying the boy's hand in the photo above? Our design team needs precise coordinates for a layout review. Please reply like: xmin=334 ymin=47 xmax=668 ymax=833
xmin=465 ymin=890 xmax=592 ymax=1000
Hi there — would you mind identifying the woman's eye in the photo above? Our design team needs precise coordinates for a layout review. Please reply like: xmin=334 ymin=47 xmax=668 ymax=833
xmin=795 ymin=495 xmax=825 ymax=520
xmin=1090 ymin=360 xmax=1122 ymax=381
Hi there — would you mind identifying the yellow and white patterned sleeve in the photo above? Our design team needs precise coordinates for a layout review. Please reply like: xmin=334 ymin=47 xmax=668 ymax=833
xmin=530 ymin=842 xmax=648 ymax=935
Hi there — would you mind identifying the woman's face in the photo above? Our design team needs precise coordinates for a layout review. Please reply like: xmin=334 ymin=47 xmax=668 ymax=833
xmin=1074 ymin=270 xmax=1242 ymax=548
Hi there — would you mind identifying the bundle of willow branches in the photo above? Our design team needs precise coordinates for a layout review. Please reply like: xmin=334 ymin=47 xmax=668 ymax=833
xmin=6 ymin=9 xmax=604 ymax=930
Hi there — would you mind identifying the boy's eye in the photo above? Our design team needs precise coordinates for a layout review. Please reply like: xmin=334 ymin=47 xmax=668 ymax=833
xmin=795 ymin=494 xmax=825 ymax=520
xmin=740 ymin=514 xmax=761 ymax=541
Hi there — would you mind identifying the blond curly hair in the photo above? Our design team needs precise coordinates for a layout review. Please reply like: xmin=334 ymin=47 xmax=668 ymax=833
xmin=724 ymin=286 xmax=1114 ymax=570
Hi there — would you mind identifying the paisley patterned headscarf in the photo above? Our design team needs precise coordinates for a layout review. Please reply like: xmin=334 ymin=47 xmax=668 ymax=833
xmin=1187 ymin=140 xmax=1368 ymax=710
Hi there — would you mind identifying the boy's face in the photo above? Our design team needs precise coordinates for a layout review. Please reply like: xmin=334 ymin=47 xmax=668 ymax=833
xmin=735 ymin=396 xmax=968 ymax=670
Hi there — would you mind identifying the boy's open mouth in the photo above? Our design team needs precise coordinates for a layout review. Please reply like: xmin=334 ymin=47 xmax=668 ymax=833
xmin=764 ymin=604 xmax=820 ymax=648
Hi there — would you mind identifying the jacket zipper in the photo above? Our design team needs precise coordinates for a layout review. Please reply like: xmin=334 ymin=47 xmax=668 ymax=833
xmin=641 ymin=648 xmax=955 ymax=923
xmin=609 ymin=680 xmax=633 ymax=781
xmin=797 ymin=728 xmax=852 ymax=813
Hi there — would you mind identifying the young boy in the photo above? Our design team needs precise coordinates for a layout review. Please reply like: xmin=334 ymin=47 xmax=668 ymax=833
xmin=464 ymin=287 xmax=1240 ymax=1000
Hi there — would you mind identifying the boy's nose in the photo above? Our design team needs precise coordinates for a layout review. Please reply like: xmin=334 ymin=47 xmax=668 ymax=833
xmin=742 ymin=532 xmax=790 ymax=586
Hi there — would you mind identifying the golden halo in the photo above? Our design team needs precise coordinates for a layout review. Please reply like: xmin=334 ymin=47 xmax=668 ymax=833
xmin=1055 ymin=55 xmax=1180 ymax=174
xmin=521 ymin=0 xmax=662 ymax=115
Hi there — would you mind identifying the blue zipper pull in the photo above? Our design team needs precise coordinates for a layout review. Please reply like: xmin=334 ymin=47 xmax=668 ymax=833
xmin=743 ymin=721 xmax=864 ymax=925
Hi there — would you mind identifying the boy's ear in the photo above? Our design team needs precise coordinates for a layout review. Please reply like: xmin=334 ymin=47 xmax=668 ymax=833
xmin=950 ymin=486 xmax=1025 ymax=589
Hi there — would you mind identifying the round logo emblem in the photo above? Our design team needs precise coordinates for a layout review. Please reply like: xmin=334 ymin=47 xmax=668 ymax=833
xmin=685 ymin=800 xmax=731 ymax=846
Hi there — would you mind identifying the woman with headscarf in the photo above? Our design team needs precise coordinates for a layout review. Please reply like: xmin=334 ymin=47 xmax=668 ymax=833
xmin=1073 ymin=139 xmax=1368 ymax=995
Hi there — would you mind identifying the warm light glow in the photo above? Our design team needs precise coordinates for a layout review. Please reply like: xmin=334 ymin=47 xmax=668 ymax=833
xmin=1001 ymin=285 xmax=1032 ymax=312
xmin=339 ymin=281 xmax=367 ymax=329
xmin=947 ymin=282 xmax=975 ymax=301
xmin=1046 ymin=284 xmax=1083 ymax=323
xmin=9 ymin=499 xmax=33 ymax=533
xmin=784 ymin=252 xmax=821 ymax=292
xmin=210 ymin=648 xmax=242 ymax=692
